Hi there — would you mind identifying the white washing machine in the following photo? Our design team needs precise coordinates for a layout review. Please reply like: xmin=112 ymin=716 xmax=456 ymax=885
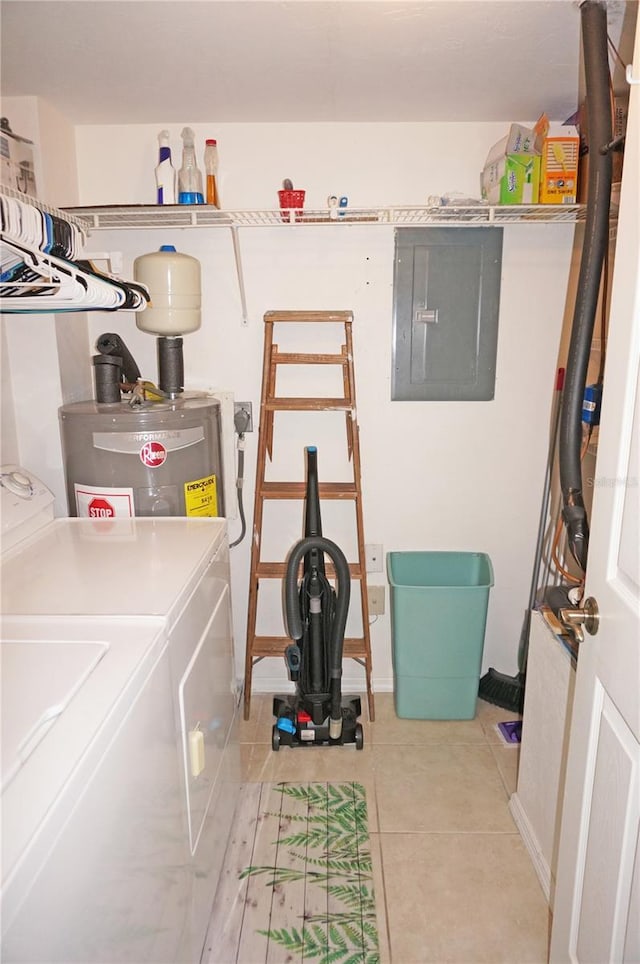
xmin=0 ymin=467 xmax=240 ymax=963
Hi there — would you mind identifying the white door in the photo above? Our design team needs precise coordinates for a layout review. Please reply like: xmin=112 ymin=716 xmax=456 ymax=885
xmin=549 ymin=23 xmax=640 ymax=964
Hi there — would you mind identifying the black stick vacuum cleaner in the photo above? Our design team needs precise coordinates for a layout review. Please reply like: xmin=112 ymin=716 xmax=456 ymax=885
xmin=272 ymin=446 xmax=364 ymax=750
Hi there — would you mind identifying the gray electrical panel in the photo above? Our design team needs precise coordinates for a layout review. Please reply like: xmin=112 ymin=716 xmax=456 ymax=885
xmin=392 ymin=227 xmax=503 ymax=401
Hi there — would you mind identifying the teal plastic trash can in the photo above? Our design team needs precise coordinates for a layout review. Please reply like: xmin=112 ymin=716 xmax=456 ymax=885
xmin=386 ymin=551 xmax=494 ymax=720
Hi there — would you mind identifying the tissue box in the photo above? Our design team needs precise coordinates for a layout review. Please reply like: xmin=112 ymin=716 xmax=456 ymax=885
xmin=0 ymin=119 xmax=38 ymax=198
xmin=481 ymin=125 xmax=540 ymax=204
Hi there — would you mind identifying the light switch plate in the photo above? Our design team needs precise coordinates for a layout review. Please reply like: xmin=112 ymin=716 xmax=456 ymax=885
xmin=365 ymin=544 xmax=383 ymax=572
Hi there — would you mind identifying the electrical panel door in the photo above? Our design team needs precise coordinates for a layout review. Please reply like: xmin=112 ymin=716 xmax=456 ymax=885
xmin=392 ymin=227 xmax=503 ymax=401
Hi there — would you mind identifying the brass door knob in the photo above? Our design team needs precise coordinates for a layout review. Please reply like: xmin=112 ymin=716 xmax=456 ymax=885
xmin=559 ymin=597 xmax=600 ymax=645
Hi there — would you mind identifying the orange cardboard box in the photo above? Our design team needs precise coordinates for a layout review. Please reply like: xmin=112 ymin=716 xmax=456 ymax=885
xmin=535 ymin=114 xmax=580 ymax=205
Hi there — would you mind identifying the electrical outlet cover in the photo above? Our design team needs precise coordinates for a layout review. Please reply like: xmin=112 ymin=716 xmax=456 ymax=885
xmin=367 ymin=585 xmax=385 ymax=615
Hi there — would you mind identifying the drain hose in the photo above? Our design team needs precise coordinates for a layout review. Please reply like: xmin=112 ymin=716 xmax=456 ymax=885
xmin=285 ymin=536 xmax=351 ymax=727
xmin=96 ymin=332 xmax=141 ymax=385
xmin=559 ymin=0 xmax=613 ymax=571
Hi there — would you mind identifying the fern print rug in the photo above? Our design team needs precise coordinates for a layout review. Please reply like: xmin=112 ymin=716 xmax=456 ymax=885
xmin=204 ymin=782 xmax=379 ymax=963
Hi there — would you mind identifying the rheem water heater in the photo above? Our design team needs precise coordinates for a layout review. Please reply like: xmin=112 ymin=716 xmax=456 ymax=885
xmin=60 ymin=395 xmax=224 ymax=519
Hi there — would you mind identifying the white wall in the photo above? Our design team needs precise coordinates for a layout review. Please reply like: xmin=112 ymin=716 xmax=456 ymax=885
xmin=74 ymin=120 xmax=521 ymax=209
xmin=3 ymin=118 xmax=576 ymax=696
xmin=2 ymin=96 xmax=79 ymax=206
xmin=0 ymin=97 xmax=88 ymax=509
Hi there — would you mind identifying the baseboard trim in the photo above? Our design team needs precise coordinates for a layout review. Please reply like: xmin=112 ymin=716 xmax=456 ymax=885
xmin=509 ymin=792 xmax=552 ymax=904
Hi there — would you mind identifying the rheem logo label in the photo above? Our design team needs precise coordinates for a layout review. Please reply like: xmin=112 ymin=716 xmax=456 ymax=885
xmin=140 ymin=440 xmax=167 ymax=467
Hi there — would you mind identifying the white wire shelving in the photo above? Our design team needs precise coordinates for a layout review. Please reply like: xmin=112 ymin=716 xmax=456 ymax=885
xmin=65 ymin=202 xmax=587 ymax=230
xmin=2 ymin=185 xmax=90 ymax=237
xmin=62 ymin=202 xmax=587 ymax=325
xmin=0 ymin=187 xmax=148 ymax=313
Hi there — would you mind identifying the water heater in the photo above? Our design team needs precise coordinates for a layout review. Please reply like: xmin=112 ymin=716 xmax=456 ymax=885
xmin=60 ymin=395 xmax=224 ymax=519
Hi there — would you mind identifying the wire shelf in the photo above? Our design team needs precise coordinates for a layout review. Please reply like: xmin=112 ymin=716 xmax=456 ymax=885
xmin=64 ymin=203 xmax=587 ymax=231
xmin=59 ymin=201 xmax=587 ymax=327
xmin=1 ymin=185 xmax=90 ymax=237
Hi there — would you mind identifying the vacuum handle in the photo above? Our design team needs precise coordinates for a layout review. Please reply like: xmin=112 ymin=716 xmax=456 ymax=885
xmin=303 ymin=446 xmax=325 ymax=576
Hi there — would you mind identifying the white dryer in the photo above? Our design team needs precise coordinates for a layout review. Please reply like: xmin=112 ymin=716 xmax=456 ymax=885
xmin=0 ymin=466 xmax=240 ymax=963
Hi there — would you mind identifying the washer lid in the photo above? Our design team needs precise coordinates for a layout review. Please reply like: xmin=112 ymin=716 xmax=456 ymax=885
xmin=1 ymin=640 xmax=108 ymax=791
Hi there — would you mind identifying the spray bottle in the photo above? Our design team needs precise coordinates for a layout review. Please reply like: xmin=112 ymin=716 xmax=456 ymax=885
xmin=178 ymin=127 xmax=204 ymax=204
xmin=155 ymin=130 xmax=176 ymax=205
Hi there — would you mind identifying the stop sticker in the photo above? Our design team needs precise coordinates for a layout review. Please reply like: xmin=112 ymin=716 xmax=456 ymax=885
xmin=75 ymin=484 xmax=134 ymax=518
xmin=140 ymin=440 xmax=167 ymax=467
xmin=88 ymin=497 xmax=115 ymax=518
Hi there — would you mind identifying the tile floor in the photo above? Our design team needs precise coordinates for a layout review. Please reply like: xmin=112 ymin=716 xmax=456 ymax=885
xmin=237 ymin=693 xmax=551 ymax=964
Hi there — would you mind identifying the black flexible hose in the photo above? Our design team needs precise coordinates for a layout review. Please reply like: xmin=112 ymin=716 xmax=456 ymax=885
xmin=285 ymin=536 xmax=350 ymax=724
xmin=228 ymin=442 xmax=246 ymax=548
xmin=559 ymin=0 xmax=612 ymax=572
xmin=96 ymin=332 xmax=141 ymax=384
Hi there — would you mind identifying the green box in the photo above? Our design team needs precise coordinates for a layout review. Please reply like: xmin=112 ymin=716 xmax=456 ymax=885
xmin=481 ymin=154 xmax=541 ymax=205
xmin=386 ymin=551 xmax=494 ymax=720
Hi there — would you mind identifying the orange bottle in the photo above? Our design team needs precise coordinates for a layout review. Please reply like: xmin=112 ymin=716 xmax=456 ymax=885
xmin=204 ymin=139 xmax=219 ymax=207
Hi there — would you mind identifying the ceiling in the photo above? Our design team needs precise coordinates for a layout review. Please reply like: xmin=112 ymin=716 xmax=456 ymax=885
xmin=0 ymin=1 xmax=636 ymax=125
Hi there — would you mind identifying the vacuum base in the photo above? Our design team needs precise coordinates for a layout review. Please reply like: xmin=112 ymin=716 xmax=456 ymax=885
xmin=272 ymin=695 xmax=364 ymax=750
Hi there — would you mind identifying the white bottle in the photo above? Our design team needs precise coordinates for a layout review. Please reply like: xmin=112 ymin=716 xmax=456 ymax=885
xmin=155 ymin=130 xmax=176 ymax=205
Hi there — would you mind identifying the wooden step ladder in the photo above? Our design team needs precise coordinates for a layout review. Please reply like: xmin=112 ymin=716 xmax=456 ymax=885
xmin=243 ymin=310 xmax=375 ymax=723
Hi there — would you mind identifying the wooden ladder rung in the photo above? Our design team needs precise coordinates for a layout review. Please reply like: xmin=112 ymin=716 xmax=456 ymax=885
xmin=256 ymin=561 xmax=364 ymax=579
xmin=260 ymin=481 xmax=358 ymax=499
xmin=252 ymin=636 xmax=371 ymax=659
xmin=265 ymin=310 xmax=354 ymax=324
xmin=272 ymin=351 xmax=348 ymax=365
xmin=265 ymin=397 xmax=353 ymax=411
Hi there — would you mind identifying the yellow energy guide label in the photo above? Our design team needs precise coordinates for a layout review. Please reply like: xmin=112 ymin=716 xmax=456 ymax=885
xmin=184 ymin=474 xmax=219 ymax=517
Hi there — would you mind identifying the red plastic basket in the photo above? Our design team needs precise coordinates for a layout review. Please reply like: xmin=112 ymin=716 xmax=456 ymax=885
xmin=278 ymin=189 xmax=305 ymax=220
